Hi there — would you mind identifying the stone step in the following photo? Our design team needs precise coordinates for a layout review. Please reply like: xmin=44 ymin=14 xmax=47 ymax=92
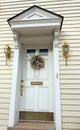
xmin=8 ymin=121 xmax=55 ymax=130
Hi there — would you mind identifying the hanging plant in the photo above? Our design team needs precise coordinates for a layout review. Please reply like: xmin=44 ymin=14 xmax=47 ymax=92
xmin=30 ymin=55 xmax=45 ymax=70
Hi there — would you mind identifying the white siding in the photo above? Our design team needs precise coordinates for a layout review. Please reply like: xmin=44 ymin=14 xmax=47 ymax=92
xmin=0 ymin=0 xmax=80 ymax=130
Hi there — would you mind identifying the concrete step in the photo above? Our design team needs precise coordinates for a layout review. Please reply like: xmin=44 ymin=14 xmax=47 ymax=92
xmin=8 ymin=121 xmax=55 ymax=130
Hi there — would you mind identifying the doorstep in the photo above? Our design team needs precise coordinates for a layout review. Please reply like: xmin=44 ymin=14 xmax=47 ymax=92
xmin=8 ymin=121 xmax=55 ymax=130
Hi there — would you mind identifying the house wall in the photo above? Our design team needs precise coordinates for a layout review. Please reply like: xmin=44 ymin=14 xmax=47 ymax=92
xmin=0 ymin=0 xmax=80 ymax=130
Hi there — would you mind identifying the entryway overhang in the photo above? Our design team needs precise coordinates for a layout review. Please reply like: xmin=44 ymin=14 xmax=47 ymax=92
xmin=8 ymin=5 xmax=64 ymax=130
xmin=8 ymin=5 xmax=63 ymax=44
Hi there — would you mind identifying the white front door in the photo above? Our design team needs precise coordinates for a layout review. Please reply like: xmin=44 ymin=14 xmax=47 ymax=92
xmin=20 ymin=44 xmax=54 ymax=112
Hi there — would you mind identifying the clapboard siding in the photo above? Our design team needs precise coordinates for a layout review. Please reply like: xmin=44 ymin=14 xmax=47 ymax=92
xmin=0 ymin=120 xmax=8 ymax=125
xmin=62 ymin=105 xmax=80 ymax=111
xmin=0 ymin=0 xmax=80 ymax=130
xmin=0 ymin=126 xmax=7 ymax=130
xmin=0 ymin=89 xmax=11 ymax=93
xmin=0 ymin=114 xmax=9 ymax=120
xmin=0 ymin=93 xmax=11 ymax=98
xmin=0 ymin=104 xmax=10 ymax=109
xmin=62 ymin=117 xmax=80 ymax=123
xmin=61 ymin=84 xmax=80 ymax=89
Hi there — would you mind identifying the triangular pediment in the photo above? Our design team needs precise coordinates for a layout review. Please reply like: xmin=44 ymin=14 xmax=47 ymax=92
xmin=8 ymin=5 xmax=63 ymax=21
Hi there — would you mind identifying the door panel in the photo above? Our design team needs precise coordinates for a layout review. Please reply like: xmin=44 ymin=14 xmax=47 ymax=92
xmin=25 ymin=87 xmax=34 ymax=110
xmin=38 ymin=87 xmax=48 ymax=111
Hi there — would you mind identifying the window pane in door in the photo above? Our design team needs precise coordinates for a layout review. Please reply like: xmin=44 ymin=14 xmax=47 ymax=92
xmin=39 ymin=49 xmax=48 ymax=56
xmin=27 ymin=49 xmax=35 ymax=56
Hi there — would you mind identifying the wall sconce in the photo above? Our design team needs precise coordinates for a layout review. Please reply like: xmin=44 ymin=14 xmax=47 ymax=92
xmin=4 ymin=45 xmax=11 ymax=65
xmin=62 ymin=42 xmax=69 ymax=65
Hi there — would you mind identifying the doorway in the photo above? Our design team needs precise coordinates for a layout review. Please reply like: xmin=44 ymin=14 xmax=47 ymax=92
xmin=19 ymin=43 xmax=54 ymax=121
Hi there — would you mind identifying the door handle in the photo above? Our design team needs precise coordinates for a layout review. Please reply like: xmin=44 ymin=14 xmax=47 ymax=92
xmin=20 ymin=80 xmax=24 ymax=96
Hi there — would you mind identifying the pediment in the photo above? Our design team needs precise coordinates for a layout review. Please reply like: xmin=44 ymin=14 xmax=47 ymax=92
xmin=8 ymin=5 xmax=62 ymax=21
xmin=7 ymin=5 xmax=63 ymax=26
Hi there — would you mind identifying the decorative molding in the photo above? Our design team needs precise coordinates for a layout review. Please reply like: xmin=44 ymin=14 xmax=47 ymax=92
xmin=23 ymin=12 xmax=44 ymax=20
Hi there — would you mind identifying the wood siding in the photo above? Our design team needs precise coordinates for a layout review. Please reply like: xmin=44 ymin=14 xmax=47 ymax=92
xmin=0 ymin=0 xmax=80 ymax=130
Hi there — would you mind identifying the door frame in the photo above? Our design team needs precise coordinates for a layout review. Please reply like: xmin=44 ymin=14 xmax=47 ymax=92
xmin=8 ymin=31 xmax=61 ymax=130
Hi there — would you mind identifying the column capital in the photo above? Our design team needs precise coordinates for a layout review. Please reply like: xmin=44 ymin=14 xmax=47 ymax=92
xmin=54 ymin=31 xmax=59 ymax=38
xmin=53 ymin=31 xmax=60 ymax=48
xmin=13 ymin=32 xmax=20 ymax=49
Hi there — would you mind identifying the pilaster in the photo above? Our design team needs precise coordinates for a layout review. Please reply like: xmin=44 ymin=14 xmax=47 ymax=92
xmin=53 ymin=31 xmax=61 ymax=130
xmin=8 ymin=32 xmax=20 ymax=127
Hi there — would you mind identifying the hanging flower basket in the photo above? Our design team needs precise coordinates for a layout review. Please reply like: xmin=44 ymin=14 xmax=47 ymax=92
xmin=30 ymin=55 xmax=45 ymax=70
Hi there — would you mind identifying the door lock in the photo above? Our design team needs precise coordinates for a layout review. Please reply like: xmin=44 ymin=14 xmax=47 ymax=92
xmin=20 ymin=80 xmax=24 ymax=96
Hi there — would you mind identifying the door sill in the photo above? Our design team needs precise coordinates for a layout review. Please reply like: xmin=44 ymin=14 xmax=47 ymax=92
xmin=19 ymin=119 xmax=54 ymax=123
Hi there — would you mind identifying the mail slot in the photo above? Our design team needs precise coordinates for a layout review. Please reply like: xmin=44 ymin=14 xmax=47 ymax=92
xmin=31 ymin=82 xmax=43 ymax=85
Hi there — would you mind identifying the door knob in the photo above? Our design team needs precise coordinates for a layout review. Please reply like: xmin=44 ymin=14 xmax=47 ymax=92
xmin=20 ymin=80 xmax=24 ymax=96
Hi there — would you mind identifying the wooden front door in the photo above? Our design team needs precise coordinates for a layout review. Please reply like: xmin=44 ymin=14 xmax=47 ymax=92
xmin=20 ymin=44 xmax=54 ymax=113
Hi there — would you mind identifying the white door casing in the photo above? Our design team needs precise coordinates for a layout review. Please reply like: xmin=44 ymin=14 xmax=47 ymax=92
xmin=8 ymin=32 xmax=62 ymax=130
xmin=20 ymin=44 xmax=54 ymax=112
xmin=8 ymin=5 xmax=63 ymax=130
